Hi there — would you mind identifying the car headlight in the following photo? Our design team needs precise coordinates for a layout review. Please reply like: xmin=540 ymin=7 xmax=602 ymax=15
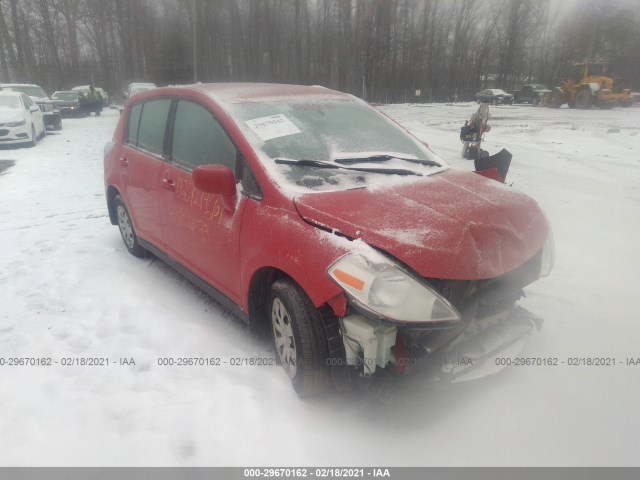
xmin=6 ymin=118 xmax=26 ymax=127
xmin=327 ymin=252 xmax=461 ymax=324
xmin=539 ymin=224 xmax=555 ymax=278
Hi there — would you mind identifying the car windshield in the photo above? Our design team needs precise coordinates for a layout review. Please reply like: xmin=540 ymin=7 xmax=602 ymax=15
xmin=5 ymin=86 xmax=47 ymax=98
xmin=229 ymin=98 xmax=445 ymax=192
xmin=52 ymin=92 xmax=78 ymax=101
xmin=0 ymin=96 xmax=20 ymax=109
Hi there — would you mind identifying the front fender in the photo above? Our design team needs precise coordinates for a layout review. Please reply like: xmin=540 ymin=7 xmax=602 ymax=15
xmin=239 ymin=201 xmax=350 ymax=314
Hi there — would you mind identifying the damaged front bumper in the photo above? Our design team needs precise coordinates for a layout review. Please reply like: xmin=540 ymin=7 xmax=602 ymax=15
xmin=328 ymin=303 xmax=544 ymax=390
xmin=427 ymin=305 xmax=543 ymax=383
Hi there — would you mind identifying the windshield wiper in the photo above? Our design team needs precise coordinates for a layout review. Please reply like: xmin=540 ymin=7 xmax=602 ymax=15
xmin=275 ymin=158 xmax=421 ymax=176
xmin=334 ymin=154 xmax=440 ymax=167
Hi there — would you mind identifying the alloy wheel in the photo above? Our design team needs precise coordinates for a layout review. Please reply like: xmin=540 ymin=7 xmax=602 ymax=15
xmin=271 ymin=297 xmax=298 ymax=378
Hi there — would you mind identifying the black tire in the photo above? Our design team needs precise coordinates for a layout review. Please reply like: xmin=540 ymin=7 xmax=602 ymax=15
xmin=575 ymin=88 xmax=592 ymax=109
xmin=27 ymin=125 xmax=36 ymax=147
xmin=114 ymin=194 xmax=145 ymax=258
xmin=270 ymin=278 xmax=331 ymax=397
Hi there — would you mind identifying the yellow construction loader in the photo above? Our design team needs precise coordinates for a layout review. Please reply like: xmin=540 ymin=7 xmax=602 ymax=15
xmin=542 ymin=62 xmax=633 ymax=109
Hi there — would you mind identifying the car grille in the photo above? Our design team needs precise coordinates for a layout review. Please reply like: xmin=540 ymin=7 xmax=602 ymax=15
xmin=428 ymin=249 xmax=542 ymax=318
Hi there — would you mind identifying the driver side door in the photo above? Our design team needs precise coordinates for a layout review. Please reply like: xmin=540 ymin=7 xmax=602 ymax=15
xmin=159 ymin=98 xmax=247 ymax=305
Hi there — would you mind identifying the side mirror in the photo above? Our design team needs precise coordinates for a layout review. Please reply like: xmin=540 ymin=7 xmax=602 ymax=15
xmin=193 ymin=164 xmax=237 ymax=211
xmin=29 ymin=106 xmax=40 ymax=113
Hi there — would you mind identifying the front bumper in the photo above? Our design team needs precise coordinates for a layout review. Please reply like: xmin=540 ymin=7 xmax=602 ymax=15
xmin=428 ymin=305 xmax=542 ymax=382
xmin=0 ymin=124 xmax=32 ymax=144
xmin=58 ymin=106 xmax=82 ymax=117
xmin=43 ymin=112 xmax=60 ymax=126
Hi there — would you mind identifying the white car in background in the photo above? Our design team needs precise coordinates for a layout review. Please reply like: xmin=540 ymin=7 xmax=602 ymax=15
xmin=124 ymin=82 xmax=156 ymax=99
xmin=0 ymin=91 xmax=46 ymax=147
xmin=1 ymin=83 xmax=62 ymax=130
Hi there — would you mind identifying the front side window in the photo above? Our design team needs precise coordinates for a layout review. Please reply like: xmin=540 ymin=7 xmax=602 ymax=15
xmin=136 ymin=98 xmax=171 ymax=155
xmin=171 ymin=100 xmax=237 ymax=172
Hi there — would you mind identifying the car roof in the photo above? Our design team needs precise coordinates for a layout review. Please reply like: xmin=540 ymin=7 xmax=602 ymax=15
xmin=53 ymin=91 xmax=77 ymax=94
xmin=0 ymin=91 xmax=23 ymax=97
xmin=72 ymin=85 xmax=104 ymax=90
xmin=182 ymin=82 xmax=351 ymax=104
xmin=2 ymin=83 xmax=42 ymax=88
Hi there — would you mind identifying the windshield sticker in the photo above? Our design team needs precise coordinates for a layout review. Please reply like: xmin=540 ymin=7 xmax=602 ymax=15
xmin=245 ymin=114 xmax=301 ymax=141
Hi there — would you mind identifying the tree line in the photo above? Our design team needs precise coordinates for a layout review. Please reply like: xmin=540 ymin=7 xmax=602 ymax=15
xmin=0 ymin=0 xmax=638 ymax=102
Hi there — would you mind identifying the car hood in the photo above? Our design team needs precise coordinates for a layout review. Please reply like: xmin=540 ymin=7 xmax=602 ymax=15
xmin=293 ymin=169 xmax=548 ymax=280
xmin=0 ymin=112 xmax=25 ymax=123
xmin=54 ymin=101 xmax=79 ymax=107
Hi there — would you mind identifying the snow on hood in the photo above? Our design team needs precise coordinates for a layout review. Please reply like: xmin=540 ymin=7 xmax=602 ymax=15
xmin=0 ymin=111 xmax=25 ymax=122
xmin=293 ymin=169 xmax=548 ymax=280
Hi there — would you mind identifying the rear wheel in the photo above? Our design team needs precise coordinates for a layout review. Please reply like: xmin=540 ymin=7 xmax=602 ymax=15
xmin=543 ymin=91 xmax=563 ymax=108
xmin=114 ymin=194 xmax=145 ymax=258
xmin=575 ymin=88 xmax=593 ymax=109
xmin=461 ymin=142 xmax=469 ymax=159
xmin=270 ymin=278 xmax=331 ymax=397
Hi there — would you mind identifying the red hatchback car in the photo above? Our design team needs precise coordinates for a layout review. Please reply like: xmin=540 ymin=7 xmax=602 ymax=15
xmin=104 ymin=83 xmax=554 ymax=396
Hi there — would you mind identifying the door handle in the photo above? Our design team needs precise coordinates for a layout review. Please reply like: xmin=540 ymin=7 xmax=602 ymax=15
xmin=161 ymin=178 xmax=175 ymax=191
xmin=119 ymin=157 xmax=128 ymax=167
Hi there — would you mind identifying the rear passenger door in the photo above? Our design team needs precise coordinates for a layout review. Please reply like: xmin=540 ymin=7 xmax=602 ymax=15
xmin=159 ymin=99 xmax=247 ymax=304
xmin=120 ymin=98 xmax=172 ymax=248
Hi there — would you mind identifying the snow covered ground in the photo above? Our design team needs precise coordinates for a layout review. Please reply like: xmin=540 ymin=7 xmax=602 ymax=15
xmin=0 ymin=103 xmax=639 ymax=466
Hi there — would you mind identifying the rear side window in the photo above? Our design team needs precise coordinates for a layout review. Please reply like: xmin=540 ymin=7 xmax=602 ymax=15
xmin=171 ymin=100 xmax=237 ymax=172
xmin=136 ymin=98 xmax=171 ymax=155
xmin=127 ymin=103 xmax=142 ymax=145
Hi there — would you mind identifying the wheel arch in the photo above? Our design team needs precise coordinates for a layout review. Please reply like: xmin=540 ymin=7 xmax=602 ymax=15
xmin=106 ymin=185 xmax=121 ymax=225
xmin=246 ymin=266 xmax=295 ymax=340
xmin=246 ymin=264 xmax=342 ymax=337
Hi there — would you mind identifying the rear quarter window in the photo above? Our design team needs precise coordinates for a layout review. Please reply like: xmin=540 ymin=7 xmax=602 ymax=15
xmin=135 ymin=98 xmax=172 ymax=155
xmin=127 ymin=103 xmax=143 ymax=145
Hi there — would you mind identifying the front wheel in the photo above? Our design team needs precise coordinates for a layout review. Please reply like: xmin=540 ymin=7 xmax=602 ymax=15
xmin=270 ymin=278 xmax=331 ymax=397
xmin=27 ymin=125 xmax=36 ymax=147
xmin=114 ymin=195 xmax=145 ymax=258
